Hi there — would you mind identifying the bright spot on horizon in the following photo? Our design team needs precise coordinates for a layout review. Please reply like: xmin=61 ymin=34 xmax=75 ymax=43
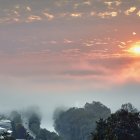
xmin=128 ymin=42 xmax=140 ymax=55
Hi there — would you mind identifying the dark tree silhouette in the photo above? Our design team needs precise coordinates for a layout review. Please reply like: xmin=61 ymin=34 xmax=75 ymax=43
xmin=28 ymin=113 xmax=41 ymax=135
xmin=92 ymin=104 xmax=140 ymax=140
xmin=54 ymin=101 xmax=111 ymax=140
xmin=36 ymin=128 xmax=62 ymax=140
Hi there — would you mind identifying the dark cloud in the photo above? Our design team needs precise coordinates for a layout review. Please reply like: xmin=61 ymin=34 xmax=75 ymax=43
xmin=62 ymin=69 xmax=106 ymax=76
xmin=88 ymin=57 xmax=137 ymax=70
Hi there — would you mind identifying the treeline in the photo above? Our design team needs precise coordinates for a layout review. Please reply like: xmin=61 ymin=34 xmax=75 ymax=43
xmin=0 ymin=107 xmax=61 ymax=140
xmin=0 ymin=102 xmax=140 ymax=140
xmin=53 ymin=102 xmax=140 ymax=140
xmin=92 ymin=103 xmax=140 ymax=140
xmin=10 ymin=109 xmax=61 ymax=140
xmin=53 ymin=101 xmax=111 ymax=140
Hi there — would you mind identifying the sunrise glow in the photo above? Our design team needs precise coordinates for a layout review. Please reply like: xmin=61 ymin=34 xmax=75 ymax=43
xmin=0 ymin=1 xmax=140 ymax=136
xmin=128 ymin=43 xmax=140 ymax=55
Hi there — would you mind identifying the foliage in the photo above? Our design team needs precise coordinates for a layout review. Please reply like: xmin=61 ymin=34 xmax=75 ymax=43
xmin=93 ymin=104 xmax=140 ymax=140
xmin=10 ymin=111 xmax=27 ymax=139
xmin=0 ymin=108 xmax=61 ymax=140
xmin=9 ymin=109 xmax=60 ymax=140
xmin=36 ymin=128 xmax=62 ymax=140
xmin=10 ymin=111 xmax=22 ymax=124
xmin=28 ymin=113 xmax=41 ymax=135
xmin=54 ymin=101 xmax=111 ymax=140
xmin=121 ymin=103 xmax=137 ymax=113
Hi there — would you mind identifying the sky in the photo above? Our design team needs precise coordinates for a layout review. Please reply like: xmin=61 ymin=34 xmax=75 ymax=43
xmin=0 ymin=0 xmax=140 ymax=131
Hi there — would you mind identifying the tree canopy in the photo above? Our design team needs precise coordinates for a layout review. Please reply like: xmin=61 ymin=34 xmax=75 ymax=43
xmin=93 ymin=103 xmax=140 ymax=140
xmin=54 ymin=101 xmax=111 ymax=140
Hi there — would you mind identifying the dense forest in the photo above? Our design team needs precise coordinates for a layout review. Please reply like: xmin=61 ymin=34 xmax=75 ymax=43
xmin=0 ymin=102 xmax=140 ymax=140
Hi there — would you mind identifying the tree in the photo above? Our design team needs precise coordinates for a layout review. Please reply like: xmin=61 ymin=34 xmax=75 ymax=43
xmin=54 ymin=101 xmax=111 ymax=140
xmin=36 ymin=128 xmax=62 ymax=140
xmin=28 ymin=113 xmax=41 ymax=135
xmin=92 ymin=107 xmax=140 ymax=140
xmin=10 ymin=111 xmax=27 ymax=139
xmin=121 ymin=103 xmax=137 ymax=113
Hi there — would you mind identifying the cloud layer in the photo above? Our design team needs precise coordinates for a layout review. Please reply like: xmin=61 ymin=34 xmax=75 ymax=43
xmin=0 ymin=0 xmax=140 ymax=131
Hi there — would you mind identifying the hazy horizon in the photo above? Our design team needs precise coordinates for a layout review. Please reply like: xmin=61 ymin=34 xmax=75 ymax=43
xmin=0 ymin=0 xmax=140 ymax=132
